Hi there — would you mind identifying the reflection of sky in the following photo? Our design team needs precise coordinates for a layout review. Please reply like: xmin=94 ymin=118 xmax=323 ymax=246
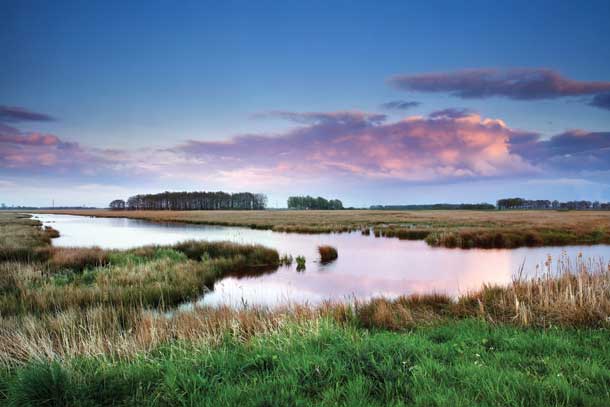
xmin=38 ymin=214 xmax=610 ymax=306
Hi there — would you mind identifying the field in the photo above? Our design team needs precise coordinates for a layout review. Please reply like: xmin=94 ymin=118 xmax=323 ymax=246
xmin=35 ymin=209 xmax=610 ymax=248
xmin=1 ymin=212 xmax=610 ymax=405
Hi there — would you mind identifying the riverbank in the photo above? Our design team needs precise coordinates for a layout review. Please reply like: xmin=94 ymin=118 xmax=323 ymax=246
xmin=1 ymin=213 xmax=609 ymax=405
xmin=33 ymin=209 xmax=610 ymax=248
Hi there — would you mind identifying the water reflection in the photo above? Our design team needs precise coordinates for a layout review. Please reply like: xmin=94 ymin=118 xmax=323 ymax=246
xmin=34 ymin=213 xmax=610 ymax=307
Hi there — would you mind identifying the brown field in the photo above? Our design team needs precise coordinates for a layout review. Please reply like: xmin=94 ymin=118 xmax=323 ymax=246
xmin=34 ymin=209 xmax=610 ymax=248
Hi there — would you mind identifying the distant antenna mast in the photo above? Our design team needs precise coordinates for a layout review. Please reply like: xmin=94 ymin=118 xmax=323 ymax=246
xmin=52 ymin=199 xmax=54 ymax=208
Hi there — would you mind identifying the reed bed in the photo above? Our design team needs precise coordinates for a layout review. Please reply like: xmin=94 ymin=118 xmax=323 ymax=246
xmin=0 ymin=240 xmax=280 ymax=315
xmin=1 ymin=253 xmax=608 ymax=366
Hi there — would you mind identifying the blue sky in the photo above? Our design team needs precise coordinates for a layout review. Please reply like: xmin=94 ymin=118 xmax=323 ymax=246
xmin=1 ymin=0 xmax=610 ymax=206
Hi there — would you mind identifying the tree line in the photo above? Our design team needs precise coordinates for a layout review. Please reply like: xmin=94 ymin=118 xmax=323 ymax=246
xmin=370 ymin=203 xmax=495 ymax=210
xmin=497 ymin=198 xmax=610 ymax=210
xmin=287 ymin=196 xmax=344 ymax=210
xmin=110 ymin=191 xmax=267 ymax=210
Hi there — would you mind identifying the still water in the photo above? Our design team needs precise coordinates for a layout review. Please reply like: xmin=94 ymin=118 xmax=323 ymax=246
xmin=33 ymin=213 xmax=610 ymax=307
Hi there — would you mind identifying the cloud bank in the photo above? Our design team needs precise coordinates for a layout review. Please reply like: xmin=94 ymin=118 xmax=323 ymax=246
xmin=0 ymin=106 xmax=55 ymax=123
xmin=1 ymin=105 xmax=609 ymax=196
xmin=389 ymin=69 xmax=610 ymax=109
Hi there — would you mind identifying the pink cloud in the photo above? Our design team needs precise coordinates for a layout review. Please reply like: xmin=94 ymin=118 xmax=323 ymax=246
xmin=178 ymin=110 xmax=535 ymax=183
xmin=1 ymin=107 xmax=608 ymax=190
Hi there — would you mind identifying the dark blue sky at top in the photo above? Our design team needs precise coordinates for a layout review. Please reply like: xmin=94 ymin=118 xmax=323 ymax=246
xmin=1 ymin=0 xmax=610 ymax=206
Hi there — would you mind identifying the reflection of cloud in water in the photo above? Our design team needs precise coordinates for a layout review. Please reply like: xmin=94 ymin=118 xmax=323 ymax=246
xmin=37 ymin=213 xmax=610 ymax=307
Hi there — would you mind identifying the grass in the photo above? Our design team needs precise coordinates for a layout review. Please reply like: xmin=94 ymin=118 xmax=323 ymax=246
xmin=1 ymin=319 xmax=609 ymax=406
xmin=0 ymin=241 xmax=279 ymax=315
xmin=1 ymin=212 xmax=610 ymax=405
xmin=0 ymin=213 xmax=280 ymax=315
xmin=0 ymin=213 xmax=53 ymax=262
xmin=318 ymin=245 xmax=338 ymax=263
xmin=296 ymin=255 xmax=306 ymax=270
xmin=34 ymin=208 xmax=610 ymax=248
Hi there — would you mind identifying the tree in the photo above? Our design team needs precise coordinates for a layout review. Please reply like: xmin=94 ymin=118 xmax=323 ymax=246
xmin=287 ymin=195 xmax=343 ymax=210
xmin=109 ymin=199 xmax=126 ymax=210
xmin=123 ymin=191 xmax=267 ymax=210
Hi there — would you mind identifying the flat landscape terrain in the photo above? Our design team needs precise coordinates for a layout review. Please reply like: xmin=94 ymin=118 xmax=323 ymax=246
xmin=36 ymin=209 xmax=610 ymax=248
xmin=1 ymin=212 xmax=609 ymax=405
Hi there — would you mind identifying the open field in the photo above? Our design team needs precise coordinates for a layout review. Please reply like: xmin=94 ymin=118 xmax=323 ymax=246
xmin=1 ymin=212 xmax=610 ymax=405
xmin=34 ymin=209 xmax=610 ymax=248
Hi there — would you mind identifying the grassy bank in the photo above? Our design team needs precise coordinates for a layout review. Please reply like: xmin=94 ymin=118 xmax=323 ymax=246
xmin=2 ymin=319 xmax=609 ymax=406
xmin=1 ymin=213 xmax=610 ymax=405
xmin=35 ymin=209 xmax=610 ymax=248
xmin=0 ymin=213 xmax=280 ymax=315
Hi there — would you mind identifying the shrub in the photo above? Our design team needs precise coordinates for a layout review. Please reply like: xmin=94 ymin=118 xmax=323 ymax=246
xmin=318 ymin=245 xmax=338 ymax=263
xmin=295 ymin=256 xmax=306 ymax=271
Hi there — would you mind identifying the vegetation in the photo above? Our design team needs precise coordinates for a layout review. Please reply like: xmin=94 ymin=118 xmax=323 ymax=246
xmin=295 ymin=255 xmax=306 ymax=270
xmin=318 ymin=245 xmax=338 ymax=263
xmin=497 ymin=197 xmax=610 ymax=210
xmin=124 ymin=191 xmax=267 ymax=210
xmin=2 ymin=319 xmax=609 ymax=406
xmin=288 ymin=195 xmax=344 ymax=210
xmin=0 ymin=213 xmax=280 ymax=315
xmin=1 ymin=213 xmax=610 ymax=405
xmin=109 ymin=199 xmax=125 ymax=210
xmin=33 ymin=208 xmax=610 ymax=248
xmin=371 ymin=203 xmax=495 ymax=210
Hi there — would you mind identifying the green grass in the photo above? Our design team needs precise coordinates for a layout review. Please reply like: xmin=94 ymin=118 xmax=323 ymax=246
xmin=1 ymin=319 xmax=609 ymax=406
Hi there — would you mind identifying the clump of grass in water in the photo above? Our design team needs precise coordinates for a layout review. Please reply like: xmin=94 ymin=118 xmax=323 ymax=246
xmin=318 ymin=245 xmax=338 ymax=263
xmin=295 ymin=256 xmax=306 ymax=271
xmin=43 ymin=226 xmax=60 ymax=239
xmin=279 ymin=254 xmax=293 ymax=266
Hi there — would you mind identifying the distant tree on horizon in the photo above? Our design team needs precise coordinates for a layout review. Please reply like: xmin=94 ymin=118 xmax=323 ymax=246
xmin=122 ymin=191 xmax=267 ymax=210
xmin=109 ymin=199 xmax=126 ymax=210
xmin=287 ymin=196 xmax=343 ymax=210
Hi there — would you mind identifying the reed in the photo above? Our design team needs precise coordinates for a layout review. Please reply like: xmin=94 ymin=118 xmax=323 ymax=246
xmin=0 ymin=240 xmax=280 ymax=315
xmin=295 ymin=256 xmax=306 ymax=270
xmin=318 ymin=245 xmax=338 ymax=263
xmin=0 ymin=253 xmax=608 ymax=366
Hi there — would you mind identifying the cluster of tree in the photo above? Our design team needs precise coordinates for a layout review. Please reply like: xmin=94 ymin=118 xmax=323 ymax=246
xmin=287 ymin=196 xmax=344 ymax=210
xmin=497 ymin=198 xmax=610 ymax=210
xmin=110 ymin=191 xmax=267 ymax=211
xmin=370 ymin=203 xmax=495 ymax=210
xmin=109 ymin=200 xmax=126 ymax=210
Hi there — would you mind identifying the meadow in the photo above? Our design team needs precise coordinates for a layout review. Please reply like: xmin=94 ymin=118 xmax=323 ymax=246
xmin=36 ymin=208 xmax=610 ymax=248
xmin=0 ymin=212 xmax=609 ymax=405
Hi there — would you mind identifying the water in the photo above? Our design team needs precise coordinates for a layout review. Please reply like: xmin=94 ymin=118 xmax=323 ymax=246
xmin=33 ymin=213 xmax=610 ymax=307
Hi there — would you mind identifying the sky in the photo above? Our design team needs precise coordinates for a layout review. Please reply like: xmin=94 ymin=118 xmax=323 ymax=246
xmin=1 ymin=0 xmax=610 ymax=207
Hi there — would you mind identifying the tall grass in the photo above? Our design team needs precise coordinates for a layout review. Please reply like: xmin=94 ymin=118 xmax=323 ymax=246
xmin=0 ymin=214 xmax=52 ymax=262
xmin=0 ymin=240 xmax=280 ymax=315
xmin=318 ymin=245 xmax=338 ymax=263
xmin=1 ymin=253 xmax=608 ymax=365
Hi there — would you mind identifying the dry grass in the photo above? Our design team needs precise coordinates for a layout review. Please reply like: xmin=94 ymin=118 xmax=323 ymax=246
xmin=356 ymin=253 xmax=610 ymax=330
xmin=0 ymin=213 xmax=51 ymax=262
xmin=35 ymin=209 xmax=610 ymax=248
xmin=0 ymin=240 xmax=280 ymax=315
xmin=1 ymin=253 xmax=608 ymax=365
xmin=318 ymin=245 xmax=338 ymax=263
